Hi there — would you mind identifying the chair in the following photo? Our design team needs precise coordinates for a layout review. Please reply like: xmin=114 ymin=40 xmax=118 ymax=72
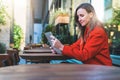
xmin=0 ymin=54 xmax=12 ymax=67
xmin=7 ymin=49 xmax=20 ymax=65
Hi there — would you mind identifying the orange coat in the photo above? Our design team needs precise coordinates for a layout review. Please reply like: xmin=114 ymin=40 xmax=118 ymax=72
xmin=62 ymin=26 xmax=112 ymax=66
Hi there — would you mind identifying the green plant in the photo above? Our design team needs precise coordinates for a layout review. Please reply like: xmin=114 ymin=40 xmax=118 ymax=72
xmin=55 ymin=33 xmax=74 ymax=44
xmin=0 ymin=42 xmax=6 ymax=53
xmin=0 ymin=0 xmax=9 ymax=25
xmin=104 ymin=9 xmax=120 ymax=53
xmin=41 ymin=24 xmax=55 ymax=44
xmin=49 ymin=10 xmax=69 ymax=25
xmin=54 ymin=9 xmax=69 ymax=19
xmin=111 ymin=9 xmax=120 ymax=25
xmin=13 ymin=23 xmax=23 ymax=49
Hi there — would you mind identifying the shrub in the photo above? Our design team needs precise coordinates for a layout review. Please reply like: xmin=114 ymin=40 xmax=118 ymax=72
xmin=0 ymin=0 xmax=9 ymax=25
xmin=0 ymin=42 xmax=6 ymax=53
xmin=13 ymin=23 xmax=23 ymax=49
xmin=41 ymin=24 xmax=55 ymax=44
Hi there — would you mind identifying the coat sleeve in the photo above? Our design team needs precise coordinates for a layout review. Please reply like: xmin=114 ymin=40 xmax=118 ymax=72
xmin=69 ymin=39 xmax=81 ymax=48
xmin=62 ymin=28 xmax=107 ymax=61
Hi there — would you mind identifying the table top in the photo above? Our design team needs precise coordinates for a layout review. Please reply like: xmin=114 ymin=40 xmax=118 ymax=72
xmin=20 ymin=53 xmax=71 ymax=62
xmin=0 ymin=64 xmax=120 ymax=80
xmin=23 ymin=47 xmax=52 ymax=53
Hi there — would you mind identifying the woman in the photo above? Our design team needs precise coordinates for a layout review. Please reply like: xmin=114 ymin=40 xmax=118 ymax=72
xmin=51 ymin=3 xmax=112 ymax=66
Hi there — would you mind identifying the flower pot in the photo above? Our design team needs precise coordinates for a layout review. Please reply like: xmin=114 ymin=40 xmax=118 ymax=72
xmin=55 ymin=15 xmax=69 ymax=25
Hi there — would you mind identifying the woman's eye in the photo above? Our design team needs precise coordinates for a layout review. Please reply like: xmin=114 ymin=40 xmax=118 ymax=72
xmin=80 ymin=14 xmax=84 ymax=17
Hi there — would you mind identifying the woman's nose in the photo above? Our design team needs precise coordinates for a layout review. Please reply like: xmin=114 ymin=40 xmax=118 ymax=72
xmin=78 ymin=17 xmax=81 ymax=22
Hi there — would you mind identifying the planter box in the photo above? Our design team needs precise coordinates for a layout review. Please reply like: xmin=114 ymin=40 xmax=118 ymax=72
xmin=55 ymin=15 xmax=69 ymax=25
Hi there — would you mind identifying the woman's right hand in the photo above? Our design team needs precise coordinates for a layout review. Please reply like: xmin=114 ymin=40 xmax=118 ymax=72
xmin=50 ymin=47 xmax=56 ymax=54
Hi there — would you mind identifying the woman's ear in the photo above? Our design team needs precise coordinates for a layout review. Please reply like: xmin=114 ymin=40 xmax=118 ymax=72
xmin=89 ymin=12 xmax=93 ymax=18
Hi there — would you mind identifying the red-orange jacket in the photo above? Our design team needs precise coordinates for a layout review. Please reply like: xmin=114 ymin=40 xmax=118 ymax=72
xmin=62 ymin=26 xmax=112 ymax=66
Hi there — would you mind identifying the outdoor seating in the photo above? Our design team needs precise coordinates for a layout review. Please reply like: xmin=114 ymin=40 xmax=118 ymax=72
xmin=7 ymin=49 xmax=20 ymax=65
xmin=0 ymin=54 xmax=12 ymax=67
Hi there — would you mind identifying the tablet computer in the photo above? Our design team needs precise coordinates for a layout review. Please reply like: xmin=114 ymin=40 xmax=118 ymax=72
xmin=45 ymin=32 xmax=62 ymax=54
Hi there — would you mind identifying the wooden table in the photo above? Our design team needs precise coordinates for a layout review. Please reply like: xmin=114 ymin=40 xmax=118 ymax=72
xmin=23 ymin=47 xmax=52 ymax=53
xmin=22 ymin=47 xmax=69 ymax=63
xmin=20 ymin=53 xmax=71 ymax=63
xmin=0 ymin=64 xmax=120 ymax=80
xmin=24 ymin=49 xmax=52 ymax=53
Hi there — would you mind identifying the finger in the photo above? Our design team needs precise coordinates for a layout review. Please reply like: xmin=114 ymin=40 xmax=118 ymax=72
xmin=50 ymin=35 xmax=55 ymax=40
xmin=51 ymin=39 xmax=54 ymax=42
xmin=51 ymin=39 xmax=55 ymax=47
xmin=50 ymin=46 xmax=53 ymax=49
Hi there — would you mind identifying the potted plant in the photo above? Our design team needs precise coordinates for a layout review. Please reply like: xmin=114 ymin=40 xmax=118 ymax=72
xmin=0 ymin=0 xmax=9 ymax=32
xmin=41 ymin=24 xmax=55 ymax=45
xmin=13 ymin=23 xmax=23 ymax=50
xmin=0 ymin=42 xmax=6 ymax=54
xmin=54 ymin=10 xmax=69 ymax=25
xmin=111 ymin=9 xmax=120 ymax=25
xmin=0 ymin=0 xmax=8 ymax=25
xmin=105 ymin=9 xmax=120 ymax=54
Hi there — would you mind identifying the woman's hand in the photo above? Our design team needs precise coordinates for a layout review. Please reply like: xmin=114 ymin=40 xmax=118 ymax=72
xmin=50 ymin=35 xmax=64 ymax=51
xmin=50 ymin=47 xmax=56 ymax=54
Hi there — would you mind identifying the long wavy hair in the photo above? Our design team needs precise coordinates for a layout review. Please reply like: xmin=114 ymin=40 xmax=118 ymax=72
xmin=74 ymin=3 xmax=104 ymax=43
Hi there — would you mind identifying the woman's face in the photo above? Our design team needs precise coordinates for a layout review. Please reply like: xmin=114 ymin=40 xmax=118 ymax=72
xmin=77 ymin=8 xmax=93 ymax=27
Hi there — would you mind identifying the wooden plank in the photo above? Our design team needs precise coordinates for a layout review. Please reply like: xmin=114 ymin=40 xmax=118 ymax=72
xmin=0 ymin=64 xmax=120 ymax=80
xmin=23 ymin=47 xmax=52 ymax=53
xmin=20 ymin=53 xmax=72 ymax=63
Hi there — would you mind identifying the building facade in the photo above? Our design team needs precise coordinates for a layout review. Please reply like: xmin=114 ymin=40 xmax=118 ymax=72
xmin=1 ymin=0 xmax=120 ymax=51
